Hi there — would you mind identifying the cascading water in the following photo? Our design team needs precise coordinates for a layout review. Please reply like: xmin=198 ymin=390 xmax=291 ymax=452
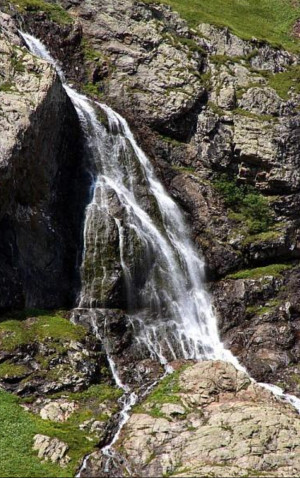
xmin=20 ymin=31 xmax=300 ymax=474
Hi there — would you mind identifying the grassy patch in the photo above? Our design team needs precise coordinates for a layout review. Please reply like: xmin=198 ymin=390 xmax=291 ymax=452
xmin=227 ymin=263 xmax=292 ymax=280
xmin=214 ymin=174 xmax=273 ymax=235
xmin=82 ymin=82 xmax=104 ymax=99
xmin=0 ymin=311 xmax=86 ymax=352
xmin=0 ymin=389 xmax=70 ymax=477
xmin=172 ymin=165 xmax=196 ymax=174
xmin=268 ymin=65 xmax=300 ymax=99
xmin=0 ymin=82 xmax=14 ymax=92
xmin=246 ymin=299 xmax=281 ymax=316
xmin=0 ymin=381 xmax=123 ymax=477
xmin=0 ymin=362 xmax=29 ymax=379
xmin=9 ymin=0 xmax=72 ymax=24
xmin=233 ymin=107 xmax=275 ymax=122
xmin=207 ymin=101 xmax=226 ymax=116
xmin=143 ymin=0 xmax=300 ymax=52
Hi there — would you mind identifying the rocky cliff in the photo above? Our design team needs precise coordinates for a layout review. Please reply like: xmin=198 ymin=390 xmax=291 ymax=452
xmin=10 ymin=0 xmax=300 ymax=394
xmin=0 ymin=12 xmax=89 ymax=310
xmin=1 ymin=0 xmax=300 ymax=476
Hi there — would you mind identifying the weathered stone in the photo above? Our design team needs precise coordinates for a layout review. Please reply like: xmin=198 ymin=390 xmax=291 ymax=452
xmin=40 ymin=399 xmax=78 ymax=422
xmin=33 ymin=434 xmax=71 ymax=467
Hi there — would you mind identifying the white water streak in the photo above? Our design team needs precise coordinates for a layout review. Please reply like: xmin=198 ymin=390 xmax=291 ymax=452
xmin=20 ymin=32 xmax=300 ymax=434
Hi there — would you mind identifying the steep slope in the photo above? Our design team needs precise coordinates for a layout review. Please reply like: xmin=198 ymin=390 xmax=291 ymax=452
xmin=12 ymin=0 xmax=300 ymax=391
xmin=1 ymin=1 xmax=300 ymax=477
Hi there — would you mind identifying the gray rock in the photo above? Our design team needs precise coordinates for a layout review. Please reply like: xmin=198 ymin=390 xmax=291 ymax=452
xmin=33 ymin=434 xmax=70 ymax=467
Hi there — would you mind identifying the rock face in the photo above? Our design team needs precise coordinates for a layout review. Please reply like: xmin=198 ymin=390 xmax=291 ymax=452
xmin=1 ymin=2 xmax=300 ymax=475
xmin=94 ymin=361 xmax=300 ymax=478
xmin=33 ymin=434 xmax=70 ymax=467
xmin=0 ymin=312 xmax=108 ymax=396
xmin=1 ymin=0 xmax=298 ymax=398
xmin=0 ymin=13 xmax=89 ymax=310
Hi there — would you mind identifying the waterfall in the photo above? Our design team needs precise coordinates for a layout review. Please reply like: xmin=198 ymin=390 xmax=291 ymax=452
xmin=20 ymin=33 xmax=300 ymax=471
xmin=20 ymin=32 xmax=238 ymax=367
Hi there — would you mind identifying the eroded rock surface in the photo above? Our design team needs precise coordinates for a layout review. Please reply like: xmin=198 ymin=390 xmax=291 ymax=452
xmin=33 ymin=434 xmax=70 ymax=467
xmin=95 ymin=361 xmax=300 ymax=478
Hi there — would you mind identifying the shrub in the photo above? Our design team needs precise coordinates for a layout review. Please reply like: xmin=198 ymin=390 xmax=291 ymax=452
xmin=214 ymin=175 xmax=273 ymax=234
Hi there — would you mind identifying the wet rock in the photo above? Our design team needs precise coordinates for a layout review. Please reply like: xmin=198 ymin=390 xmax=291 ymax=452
xmin=212 ymin=265 xmax=300 ymax=392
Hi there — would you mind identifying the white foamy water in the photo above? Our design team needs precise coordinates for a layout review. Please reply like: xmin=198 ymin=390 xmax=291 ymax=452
xmin=20 ymin=35 xmax=300 ymax=476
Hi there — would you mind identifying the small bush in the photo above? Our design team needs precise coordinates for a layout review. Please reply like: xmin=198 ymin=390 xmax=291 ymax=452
xmin=214 ymin=175 xmax=273 ymax=234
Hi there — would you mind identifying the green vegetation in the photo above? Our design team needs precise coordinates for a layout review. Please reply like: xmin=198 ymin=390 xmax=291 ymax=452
xmin=0 ymin=362 xmax=29 ymax=379
xmin=227 ymin=263 xmax=292 ymax=280
xmin=246 ymin=299 xmax=281 ymax=316
xmin=268 ymin=65 xmax=300 ymax=99
xmin=0 ymin=82 xmax=14 ymax=92
xmin=0 ymin=389 xmax=70 ymax=477
xmin=134 ymin=366 xmax=192 ymax=420
xmin=144 ymin=0 xmax=300 ymax=53
xmin=214 ymin=174 xmax=273 ymax=235
xmin=82 ymin=82 xmax=104 ymax=99
xmin=172 ymin=165 xmax=196 ymax=174
xmin=0 ymin=382 xmax=122 ymax=477
xmin=233 ymin=108 xmax=275 ymax=122
xmin=207 ymin=101 xmax=226 ymax=117
xmin=0 ymin=310 xmax=86 ymax=351
xmin=9 ymin=0 xmax=72 ymax=24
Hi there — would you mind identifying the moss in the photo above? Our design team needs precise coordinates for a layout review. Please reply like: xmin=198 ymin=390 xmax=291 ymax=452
xmin=175 ymin=36 xmax=206 ymax=55
xmin=233 ymin=107 xmax=276 ymax=122
xmin=207 ymin=101 xmax=226 ymax=116
xmin=82 ymin=82 xmax=104 ymax=99
xmin=290 ymin=373 xmax=300 ymax=385
xmin=172 ymin=165 xmax=196 ymax=174
xmin=0 ymin=312 xmax=86 ymax=352
xmin=0 ymin=82 xmax=15 ymax=92
xmin=0 ymin=362 xmax=29 ymax=379
xmin=158 ymin=134 xmax=184 ymax=147
xmin=241 ymin=228 xmax=282 ymax=246
xmin=246 ymin=299 xmax=281 ymax=316
xmin=227 ymin=263 xmax=293 ymax=280
xmin=9 ymin=0 xmax=72 ymax=24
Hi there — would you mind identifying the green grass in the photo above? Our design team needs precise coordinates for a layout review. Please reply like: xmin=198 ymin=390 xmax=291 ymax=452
xmin=227 ymin=263 xmax=292 ymax=280
xmin=9 ymin=0 xmax=72 ymax=24
xmin=0 ymin=381 xmax=123 ymax=477
xmin=0 ymin=311 xmax=86 ymax=351
xmin=0 ymin=82 xmax=15 ymax=92
xmin=0 ymin=389 xmax=70 ymax=477
xmin=268 ymin=65 xmax=300 ymax=99
xmin=233 ymin=107 xmax=275 ymax=122
xmin=0 ymin=362 xmax=29 ymax=379
xmin=144 ymin=0 xmax=300 ymax=52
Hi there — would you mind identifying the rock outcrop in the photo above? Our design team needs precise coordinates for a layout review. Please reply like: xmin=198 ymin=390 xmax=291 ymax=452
xmin=33 ymin=434 xmax=70 ymax=467
xmin=0 ymin=13 xmax=88 ymax=310
xmin=83 ymin=361 xmax=300 ymax=477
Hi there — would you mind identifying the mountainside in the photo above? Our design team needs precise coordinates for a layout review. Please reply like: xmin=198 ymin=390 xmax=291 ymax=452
xmin=1 ymin=0 xmax=300 ymax=476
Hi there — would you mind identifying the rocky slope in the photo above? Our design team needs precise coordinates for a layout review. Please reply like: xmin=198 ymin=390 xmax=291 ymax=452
xmin=15 ymin=0 xmax=300 ymax=393
xmin=83 ymin=361 xmax=300 ymax=477
xmin=1 ymin=0 xmax=300 ymax=476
